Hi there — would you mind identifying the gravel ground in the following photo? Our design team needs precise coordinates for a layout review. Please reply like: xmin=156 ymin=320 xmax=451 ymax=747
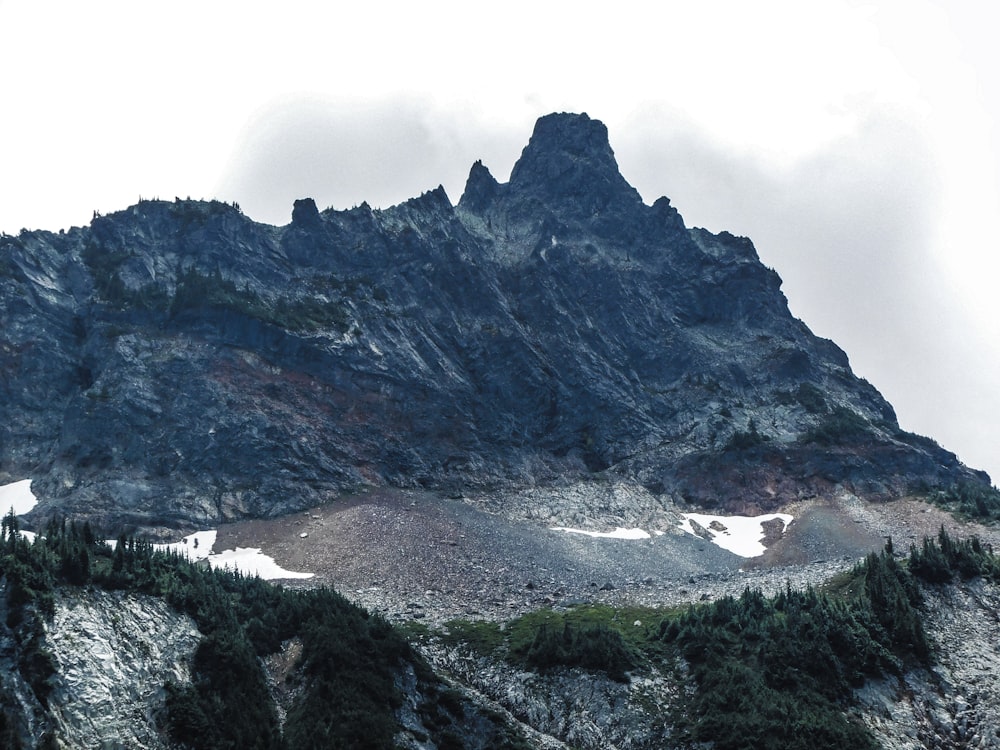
xmin=214 ymin=488 xmax=1000 ymax=624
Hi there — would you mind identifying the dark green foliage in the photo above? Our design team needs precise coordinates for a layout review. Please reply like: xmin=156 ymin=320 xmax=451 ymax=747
xmin=925 ymin=481 xmax=1000 ymax=521
xmin=657 ymin=548 xmax=928 ymax=750
xmin=167 ymin=199 xmax=238 ymax=230
xmin=17 ymin=627 xmax=57 ymax=707
xmin=83 ymin=237 xmax=351 ymax=332
xmin=861 ymin=548 xmax=928 ymax=660
xmin=908 ymin=526 xmax=999 ymax=583
xmin=2 ymin=523 xmax=59 ymax=708
xmin=444 ymin=604 xmax=656 ymax=681
xmin=166 ymin=630 xmax=280 ymax=749
xmin=776 ymin=383 xmax=829 ymax=414
xmin=725 ymin=418 xmax=769 ymax=451
xmin=513 ymin=621 xmax=639 ymax=682
xmin=794 ymin=382 xmax=829 ymax=414
xmin=281 ymin=589 xmax=410 ymax=749
xmin=1 ymin=519 xmax=417 ymax=749
xmin=81 ymin=241 xmax=131 ymax=305
xmin=162 ymin=682 xmax=216 ymax=747
xmin=170 ymin=267 xmax=350 ymax=333
xmin=802 ymin=405 xmax=871 ymax=445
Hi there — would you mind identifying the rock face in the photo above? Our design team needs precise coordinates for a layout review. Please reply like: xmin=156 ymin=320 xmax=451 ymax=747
xmin=0 ymin=112 xmax=987 ymax=533
xmin=422 ymin=640 xmax=680 ymax=749
xmin=0 ymin=586 xmax=200 ymax=749
xmin=43 ymin=589 xmax=200 ymax=749
xmin=857 ymin=579 xmax=1000 ymax=749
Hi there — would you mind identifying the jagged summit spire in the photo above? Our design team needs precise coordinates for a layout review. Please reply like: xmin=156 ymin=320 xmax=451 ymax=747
xmin=510 ymin=113 xmax=614 ymax=181
xmin=458 ymin=160 xmax=500 ymax=212
xmin=506 ymin=112 xmax=643 ymax=215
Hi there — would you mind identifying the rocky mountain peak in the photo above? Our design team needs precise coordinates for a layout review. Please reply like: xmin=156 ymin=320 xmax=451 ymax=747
xmin=458 ymin=159 xmax=500 ymax=212
xmin=0 ymin=112 xmax=990 ymax=534
xmin=505 ymin=112 xmax=643 ymax=216
xmin=290 ymin=197 xmax=322 ymax=228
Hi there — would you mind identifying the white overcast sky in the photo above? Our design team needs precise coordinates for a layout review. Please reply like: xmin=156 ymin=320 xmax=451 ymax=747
xmin=2 ymin=0 xmax=999 ymax=482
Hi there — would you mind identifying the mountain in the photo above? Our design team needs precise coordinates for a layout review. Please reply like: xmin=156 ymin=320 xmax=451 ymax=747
xmin=0 ymin=112 xmax=989 ymax=535
xmin=4 ymin=113 xmax=1000 ymax=750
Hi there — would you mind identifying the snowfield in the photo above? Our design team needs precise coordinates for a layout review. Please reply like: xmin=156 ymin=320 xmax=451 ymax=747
xmin=152 ymin=530 xmax=314 ymax=580
xmin=153 ymin=530 xmax=218 ymax=561
xmin=107 ymin=530 xmax=314 ymax=580
xmin=678 ymin=513 xmax=794 ymax=557
xmin=550 ymin=513 xmax=794 ymax=558
xmin=550 ymin=526 xmax=652 ymax=540
xmin=0 ymin=479 xmax=37 ymax=517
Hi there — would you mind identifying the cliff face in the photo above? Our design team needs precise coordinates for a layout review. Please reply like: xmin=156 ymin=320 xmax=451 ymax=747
xmin=0 ymin=112 xmax=985 ymax=534
xmin=0 ymin=586 xmax=200 ymax=749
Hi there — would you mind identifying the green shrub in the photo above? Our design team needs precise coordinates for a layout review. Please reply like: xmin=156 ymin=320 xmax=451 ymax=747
xmin=444 ymin=604 xmax=659 ymax=681
xmin=513 ymin=621 xmax=639 ymax=682
xmin=925 ymin=481 xmax=1000 ymax=521
xmin=170 ymin=267 xmax=350 ymax=333
xmin=802 ymin=406 xmax=871 ymax=445
xmin=657 ymin=547 xmax=928 ymax=750
xmin=725 ymin=422 xmax=769 ymax=451
xmin=794 ymin=383 xmax=828 ymax=414
xmin=909 ymin=526 xmax=998 ymax=583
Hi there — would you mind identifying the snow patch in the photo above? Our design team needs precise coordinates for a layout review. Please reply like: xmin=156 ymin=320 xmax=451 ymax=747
xmin=154 ymin=530 xmax=217 ymax=562
xmin=0 ymin=493 xmax=312 ymax=580
xmin=150 ymin=530 xmax=314 ymax=580
xmin=551 ymin=526 xmax=652 ymax=540
xmin=0 ymin=479 xmax=37 ymax=516
xmin=677 ymin=513 xmax=793 ymax=557
xmin=208 ymin=547 xmax=314 ymax=580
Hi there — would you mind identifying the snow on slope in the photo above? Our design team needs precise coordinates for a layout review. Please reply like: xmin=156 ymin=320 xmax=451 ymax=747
xmin=0 ymin=479 xmax=37 ymax=517
xmin=550 ymin=526 xmax=652 ymax=540
xmin=678 ymin=513 xmax=794 ymax=557
xmin=550 ymin=512 xmax=794 ymax=559
xmin=152 ymin=530 xmax=314 ymax=580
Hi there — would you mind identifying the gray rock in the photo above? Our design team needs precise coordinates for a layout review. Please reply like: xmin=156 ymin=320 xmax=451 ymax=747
xmin=856 ymin=578 xmax=1000 ymax=750
xmin=2 ymin=113 xmax=986 ymax=533
xmin=0 ymin=588 xmax=202 ymax=750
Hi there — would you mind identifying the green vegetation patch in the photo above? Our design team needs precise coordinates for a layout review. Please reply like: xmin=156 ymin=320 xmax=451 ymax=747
xmin=659 ymin=548 xmax=927 ymax=749
xmin=724 ymin=418 xmax=770 ymax=451
xmin=908 ymin=525 xmax=1000 ymax=583
xmin=0 ymin=511 xmax=416 ymax=749
xmin=924 ymin=481 xmax=1000 ymax=522
xmin=81 ymin=252 xmax=351 ymax=333
xmin=170 ymin=268 xmax=350 ymax=333
xmin=776 ymin=382 xmax=829 ymax=414
xmin=802 ymin=405 xmax=872 ymax=445
xmin=443 ymin=604 xmax=666 ymax=682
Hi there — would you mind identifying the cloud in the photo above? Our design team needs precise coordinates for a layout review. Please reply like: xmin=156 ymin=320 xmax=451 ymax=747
xmin=213 ymin=96 xmax=531 ymax=224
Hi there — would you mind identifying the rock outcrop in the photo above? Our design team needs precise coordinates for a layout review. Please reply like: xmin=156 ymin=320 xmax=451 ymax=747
xmin=422 ymin=640 xmax=680 ymax=749
xmin=0 ymin=586 xmax=200 ymax=749
xmin=0 ymin=112 xmax=987 ymax=534
xmin=857 ymin=578 xmax=1000 ymax=749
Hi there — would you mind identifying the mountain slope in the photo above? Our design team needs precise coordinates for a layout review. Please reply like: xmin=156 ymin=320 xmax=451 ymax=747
xmin=0 ymin=112 xmax=986 ymax=533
